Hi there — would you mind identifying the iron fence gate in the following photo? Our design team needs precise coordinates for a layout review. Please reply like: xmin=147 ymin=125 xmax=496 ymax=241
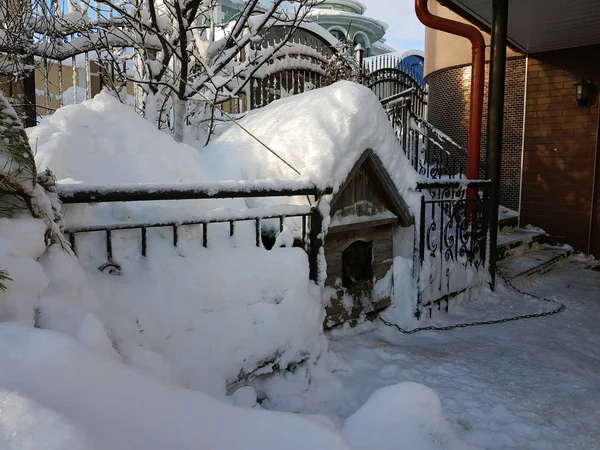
xmin=414 ymin=180 xmax=492 ymax=317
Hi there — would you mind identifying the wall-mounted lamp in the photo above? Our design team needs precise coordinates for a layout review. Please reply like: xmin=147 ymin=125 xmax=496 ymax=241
xmin=574 ymin=78 xmax=594 ymax=107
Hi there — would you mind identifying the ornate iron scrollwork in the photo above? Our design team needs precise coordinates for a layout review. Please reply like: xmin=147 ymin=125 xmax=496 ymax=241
xmin=417 ymin=181 xmax=491 ymax=312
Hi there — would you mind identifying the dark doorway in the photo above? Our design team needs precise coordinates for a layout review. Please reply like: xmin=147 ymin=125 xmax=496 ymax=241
xmin=342 ymin=240 xmax=373 ymax=287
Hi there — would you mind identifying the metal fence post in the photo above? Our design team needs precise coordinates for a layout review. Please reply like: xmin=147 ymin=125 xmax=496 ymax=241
xmin=309 ymin=203 xmax=324 ymax=283
xmin=486 ymin=0 xmax=509 ymax=288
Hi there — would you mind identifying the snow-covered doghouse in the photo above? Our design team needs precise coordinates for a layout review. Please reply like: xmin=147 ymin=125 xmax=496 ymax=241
xmin=323 ymin=149 xmax=413 ymax=326
xmin=197 ymin=81 xmax=421 ymax=327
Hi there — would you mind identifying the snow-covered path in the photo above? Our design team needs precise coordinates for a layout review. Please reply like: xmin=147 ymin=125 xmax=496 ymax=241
xmin=305 ymin=257 xmax=600 ymax=449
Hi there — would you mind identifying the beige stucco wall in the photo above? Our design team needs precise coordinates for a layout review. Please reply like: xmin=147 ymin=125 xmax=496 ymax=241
xmin=424 ymin=0 xmax=522 ymax=79
xmin=33 ymin=62 xmax=103 ymax=116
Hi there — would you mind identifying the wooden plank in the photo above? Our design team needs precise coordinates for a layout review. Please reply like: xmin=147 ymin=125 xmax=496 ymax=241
xmin=328 ymin=217 xmax=398 ymax=234
xmin=324 ymin=225 xmax=394 ymax=288
xmin=373 ymin=259 xmax=393 ymax=280
xmin=329 ymin=149 xmax=413 ymax=227
xmin=331 ymin=164 xmax=392 ymax=219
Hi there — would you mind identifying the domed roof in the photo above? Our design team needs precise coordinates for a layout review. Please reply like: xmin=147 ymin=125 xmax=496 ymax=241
xmin=314 ymin=0 xmax=367 ymax=15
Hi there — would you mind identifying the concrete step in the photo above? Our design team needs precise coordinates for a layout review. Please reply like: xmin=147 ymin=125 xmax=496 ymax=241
xmin=498 ymin=205 xmax=519 ymax=229
xmin=497 ymin=245 xmax=573 ymax=281
xmin=497 ymin=227 xmax=546 ymax=261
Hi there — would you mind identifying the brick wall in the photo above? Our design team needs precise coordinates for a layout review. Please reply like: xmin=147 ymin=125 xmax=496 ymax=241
xmin=427 ymin=58 xmax=526 ymax=212
xmin=522 ymin=44 xmax=600 ymax=254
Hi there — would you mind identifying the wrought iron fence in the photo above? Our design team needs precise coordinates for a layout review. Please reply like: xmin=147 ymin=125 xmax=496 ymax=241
xmin=57 ymin=182 xmax=332 ymax=282
xmin=364 ymin=54 xmax=427 ymax=117
xmin=248 ymin=30 xmax=333 ymax=110
xmin=383 ymin=97 xmax=468 ymax=180
xmin=414 ymin=180 xmax=492 ymax=317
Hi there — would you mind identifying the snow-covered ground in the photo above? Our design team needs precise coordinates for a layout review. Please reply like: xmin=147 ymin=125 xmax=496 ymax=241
xmin=3 ymin=83 xmax=600 ymax=449
xmin=270 ymin=256 xmax=600 ymax=449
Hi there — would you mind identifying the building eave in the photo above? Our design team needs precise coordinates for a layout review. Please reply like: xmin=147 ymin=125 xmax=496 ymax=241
xmin=438 ymin=0 xmax=600 ymax=54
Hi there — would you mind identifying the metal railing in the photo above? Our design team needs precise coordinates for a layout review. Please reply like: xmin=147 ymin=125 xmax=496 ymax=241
xmin=58 ymin=182 xmax=332 ymax=282
xmin=382 ymin=97 xmax=468 ymax=180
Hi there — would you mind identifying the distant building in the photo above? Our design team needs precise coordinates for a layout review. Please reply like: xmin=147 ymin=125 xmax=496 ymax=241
xmin=306 ymin=0 xmax=394 ymax=56
xmin=365 ymin=49 xmax=425 ymax=87
xmin=201 ymin=0 xmax=397 ymax=56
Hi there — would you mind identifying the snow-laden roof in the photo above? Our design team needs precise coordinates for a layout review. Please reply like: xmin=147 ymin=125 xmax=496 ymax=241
xmin=371 ymin=40 xmax=396 ymax=54
xmin=30 ymin=82 xmax=419 ymax=223
xmin=305 ymin=9 xmax=389 ymax=36
xmin=314 ymin=0 xmax=367 ymax=15
xmin=204 ymin=81 xmax=417 ymax=196
xmin=386 ymin=49 xmax=425 ymax=60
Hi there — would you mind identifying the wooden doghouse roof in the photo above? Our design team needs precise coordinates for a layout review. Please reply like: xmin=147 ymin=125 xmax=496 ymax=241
xmin=331 ymin=149 xmax=413 ymax=227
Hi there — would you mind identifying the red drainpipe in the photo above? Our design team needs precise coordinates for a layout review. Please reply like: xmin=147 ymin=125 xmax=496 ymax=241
xmin=415 ymin=0 xmax=485 ymax=181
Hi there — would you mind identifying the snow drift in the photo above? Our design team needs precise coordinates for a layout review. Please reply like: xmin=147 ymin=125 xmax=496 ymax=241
xmin=0 ymin=323 xmax=351 ymax=450
xmin=343 ymin=382 xmax=477 ymax=450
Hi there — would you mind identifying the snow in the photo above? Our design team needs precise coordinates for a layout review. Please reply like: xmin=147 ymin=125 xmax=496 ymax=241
xmin=497 ymin=245 xmax=572 ymax=280
xmin=497 ymin=225 xmax=545 ymax=248
xmin=498 ymin=205 xmax=519 ymax=222
xmin=206 ymin=81 xmax=417 ymax=200
xmin=0 ymin=218 xmax=49 ymax=326
xmin=3 ymin=75 xmax=600 ymax=449
xmin=0 ymin=390 xmax=97 ymax=450
xmin=343 ymin=382 xmax=476 ymax=450
xmin=81 ymin=240 xmax=327 ymax=395
xmin=261 ymin=256 xmax=600 ymax=449
xmin=0 ymin=324 xmax=352 ymax=450
xmin=30 ymin=94 xmax=207 ymax=186
xmin=61 ymin=86 xmax=88 ymax=105
xmin=30 ymin=82 xmax=420 ymax=225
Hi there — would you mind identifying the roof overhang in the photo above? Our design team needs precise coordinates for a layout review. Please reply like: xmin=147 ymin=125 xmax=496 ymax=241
xmin=439 ymin=0 xmax=600 ymax=54
xmin=306 ymin=10 xmax=388 ymax=42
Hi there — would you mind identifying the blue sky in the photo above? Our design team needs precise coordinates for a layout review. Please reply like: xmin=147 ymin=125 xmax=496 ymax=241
xmin=361 ymin=0 xmax=425 ymax=51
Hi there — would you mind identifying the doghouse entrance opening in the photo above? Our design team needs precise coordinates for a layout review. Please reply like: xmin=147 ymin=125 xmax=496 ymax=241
xmin=342 ymin=240 xmax=373 ymax=288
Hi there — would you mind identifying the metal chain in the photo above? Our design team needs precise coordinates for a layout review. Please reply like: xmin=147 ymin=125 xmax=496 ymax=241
xmin=378 ymin=271 xmax=565 ymax=334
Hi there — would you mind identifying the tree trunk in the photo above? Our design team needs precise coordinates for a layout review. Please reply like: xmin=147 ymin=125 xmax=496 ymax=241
xmin=173 ymin=97 xmax=186 ymax=143
xmin=22 ymin=66 xmax=37 ymax=128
